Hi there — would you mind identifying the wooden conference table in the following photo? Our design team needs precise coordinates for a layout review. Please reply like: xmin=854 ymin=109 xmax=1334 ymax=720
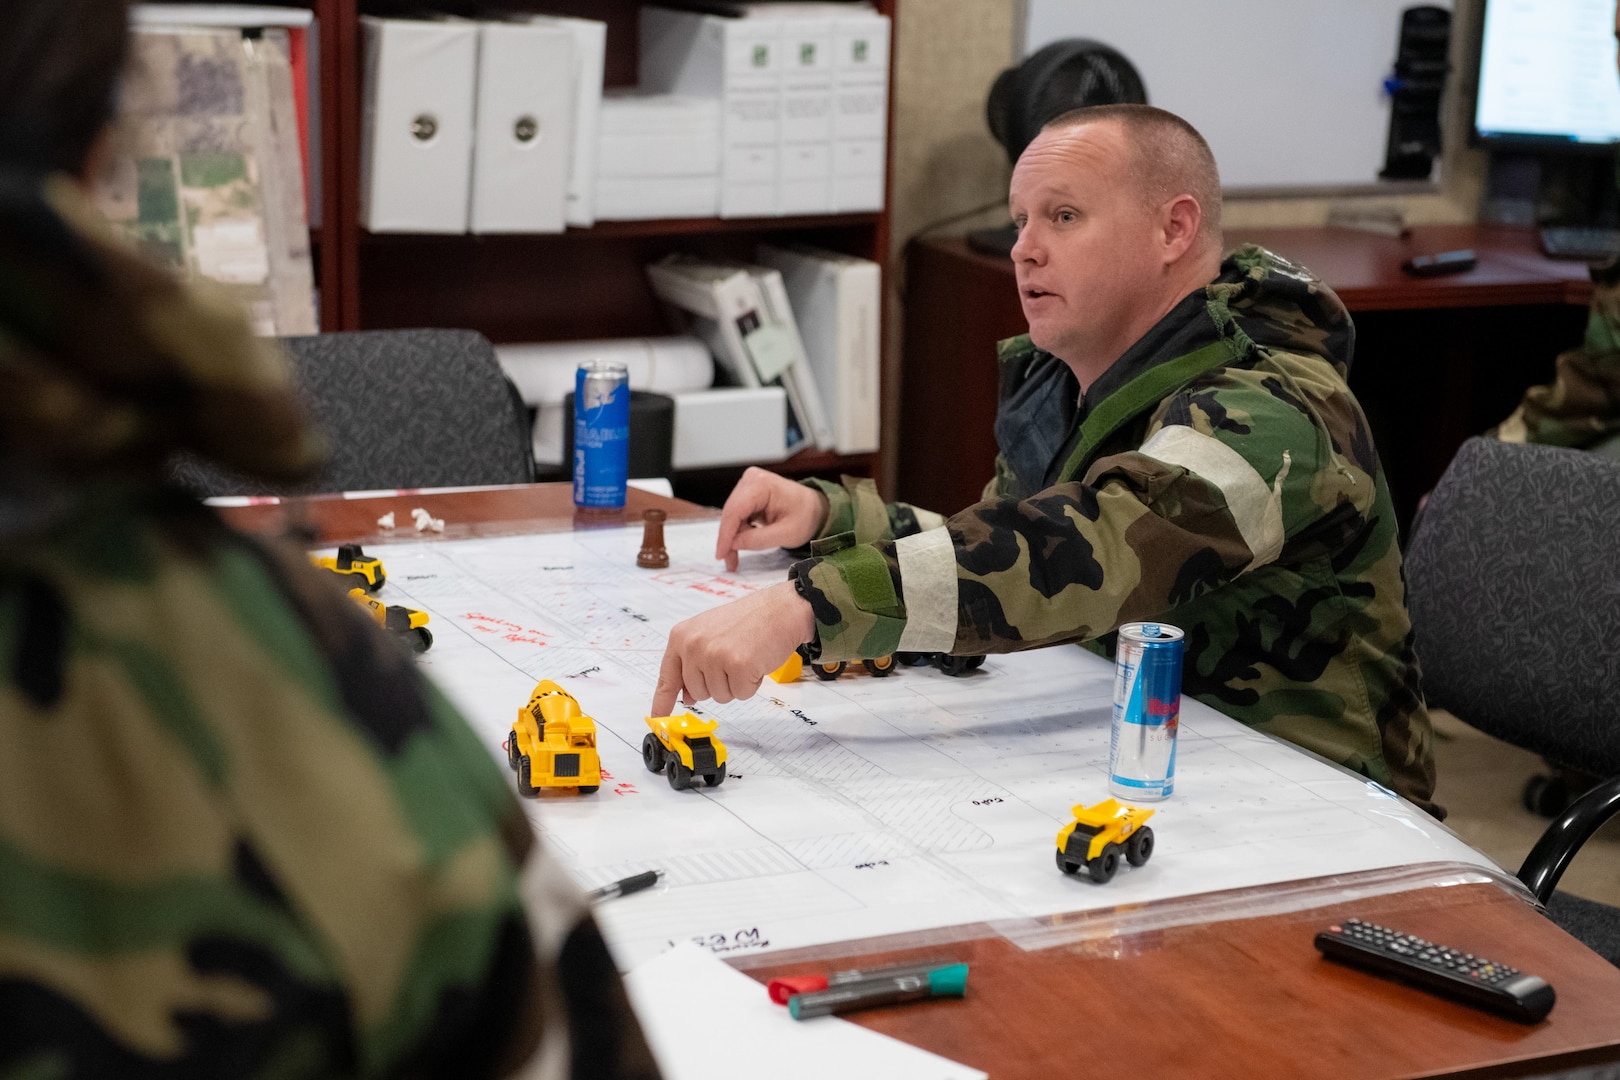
xmin=222 ymin=483 xmax=1620 ymax=1080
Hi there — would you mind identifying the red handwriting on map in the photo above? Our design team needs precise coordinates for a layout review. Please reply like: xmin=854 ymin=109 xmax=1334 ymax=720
xmin=461 ymin=612 xmax=550 ymax=647
xmin=650 ymin=571 xmax=760 ymax=602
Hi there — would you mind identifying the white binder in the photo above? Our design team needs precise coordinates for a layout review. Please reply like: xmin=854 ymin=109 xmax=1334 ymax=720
xmin=832 ymin=9 xmax=889 ymax=212
xmin=641 ymin=7 xmax=783 ymax=218
xmin=756 ymin=243 xmax=881 ymax=454
xmin=773 ymin=11 xmax=835 ymax=214
xmin=528 ymin=14 xmax=605 ymax=228
xmin=645 ymin=254 xmax=812 ymax=454
xmin=359 ymin=17 xmax=477 ymax=233
xmin=747 ymin=264 xmax=836 ymax=450
xmin=469 ymin=20 xmax=574 ymax=234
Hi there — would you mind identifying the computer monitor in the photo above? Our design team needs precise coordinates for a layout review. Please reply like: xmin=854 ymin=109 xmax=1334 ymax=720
xmin=1473 ymin=0 xmax=1620 ymax=151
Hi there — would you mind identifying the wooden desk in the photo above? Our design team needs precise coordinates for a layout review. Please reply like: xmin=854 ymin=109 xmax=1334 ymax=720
xmin=739 ymin=879 xmax=1620 ymax=1080
xmin=214 ymin=482 xmax=716 ymax=546
xmin=221 ymin=485 xmax=1620 ymax=1080
xmin=900 ymin=227 xmax=1592 ymax=528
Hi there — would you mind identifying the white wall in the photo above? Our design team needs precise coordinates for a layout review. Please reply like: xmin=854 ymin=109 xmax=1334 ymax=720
xmin=1024 ymin=0 xmax=1454 ymax=192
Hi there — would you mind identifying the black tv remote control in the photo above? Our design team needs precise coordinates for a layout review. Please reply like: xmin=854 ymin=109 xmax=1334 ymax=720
xmin=1314 ymin=919 xmax=1555 ymax=1023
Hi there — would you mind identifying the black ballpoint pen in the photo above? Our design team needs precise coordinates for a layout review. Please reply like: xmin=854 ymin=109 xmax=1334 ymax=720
xmin=588 ymin=869 xmax=665 ymax=901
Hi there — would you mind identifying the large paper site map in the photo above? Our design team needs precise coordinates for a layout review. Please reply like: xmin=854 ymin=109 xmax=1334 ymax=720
xmin=355 ymin=519 xmax=1494 ymax=968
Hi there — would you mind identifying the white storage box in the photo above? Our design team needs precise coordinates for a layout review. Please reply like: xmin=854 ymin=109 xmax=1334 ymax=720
xmin=672 ymin=387 xmax=788 ymax=468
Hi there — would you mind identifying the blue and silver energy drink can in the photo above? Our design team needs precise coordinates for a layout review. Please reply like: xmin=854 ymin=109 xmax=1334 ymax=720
xmin=573 ymin=359 xmax=630 ymax=509
xmin=1107 ymin=622 xmax=1185 ymax=801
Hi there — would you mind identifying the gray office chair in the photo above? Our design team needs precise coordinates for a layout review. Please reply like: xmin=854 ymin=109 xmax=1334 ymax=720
xmin=1404 ymin=436 xmax=1620 ymax=966
xmin=173 ymin=329 xmax=535 ymax=495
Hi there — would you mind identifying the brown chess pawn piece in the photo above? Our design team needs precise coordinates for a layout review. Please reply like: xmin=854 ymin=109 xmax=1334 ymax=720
xmin=637 ymin=509 xmax=669 ymax=568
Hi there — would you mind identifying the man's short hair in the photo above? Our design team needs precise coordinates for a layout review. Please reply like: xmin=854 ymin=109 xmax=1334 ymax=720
xmin=1043 ymin=104 xmax=1223 ymax=242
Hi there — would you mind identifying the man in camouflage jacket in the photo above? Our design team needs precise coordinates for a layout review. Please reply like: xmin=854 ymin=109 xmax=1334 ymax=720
xmin=1492 ymin=0 xmax=1620 ymax=456
xmin=652 ymin=105 xmax=1438 ymax=817
xmin=1494 ymin=259 xmax=1620 ymax=454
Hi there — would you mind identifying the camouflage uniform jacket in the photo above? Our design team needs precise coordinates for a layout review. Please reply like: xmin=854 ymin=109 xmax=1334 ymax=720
xmin=793 ymin=246 xmax=1438 ymax=814
xmin=0 ymin=174 xmax=657 ymax=1078
xmin=1494 ymin=258 xmax=1620 ymax=450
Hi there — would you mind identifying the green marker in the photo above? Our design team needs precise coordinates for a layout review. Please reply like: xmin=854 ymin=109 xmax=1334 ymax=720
xmin=788 ymin=962 xmax=969 ymax=1020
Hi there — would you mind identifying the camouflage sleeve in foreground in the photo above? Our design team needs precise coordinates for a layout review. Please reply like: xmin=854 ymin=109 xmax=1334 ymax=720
xmin=797 ymin=475 xmax=945 ymax=553
xmin=791 ymin=350 xmax=1438 ymax=813
xmin=0 ymin=494 xmax=659 ymax=1080
xmin=1493 ymin=263 xmax=1620 ymax=448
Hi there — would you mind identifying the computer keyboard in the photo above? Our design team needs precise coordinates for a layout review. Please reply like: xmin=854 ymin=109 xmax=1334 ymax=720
xmin=1540 ymin=225 xmax=1620 ymax=262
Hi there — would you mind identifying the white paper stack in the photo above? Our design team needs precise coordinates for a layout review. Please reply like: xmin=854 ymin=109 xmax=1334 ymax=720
xmin=468 ymin=20 xmax=574 ymax=234
xmin=640 ymin=6 xmax=782 ymax=218
xmin=359 ymin=17 xmax=477 ymax=233
xmin=756 ymin=242 xmax=881 ymax=453
xmin=595 ymin=91 xmax=721 ymax=220
xmin=494 ymin=336 xmax=716 ymax=466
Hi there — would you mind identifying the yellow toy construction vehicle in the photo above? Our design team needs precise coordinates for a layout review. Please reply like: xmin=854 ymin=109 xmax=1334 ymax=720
xmin=1055 ymin=799 xmax=1156 ymax=883
xmin=773 ymin=646 xmax=987 ymax=682
xmin=774 ymin=647 xmax=894 ymax=680
xmin=642 ymin=713 xmax=727 ymax=791
xmin=347 ymin=588 xmax=432 ymax=653
xmin=508 ymin=681 xmax=601 ymax=796
xmin=312 ymin=544 xmax=385 ymax=591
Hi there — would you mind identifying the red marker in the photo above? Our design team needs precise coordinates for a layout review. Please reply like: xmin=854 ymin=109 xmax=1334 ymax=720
xmin=766 ymin=958 xmax=961 ymax=1005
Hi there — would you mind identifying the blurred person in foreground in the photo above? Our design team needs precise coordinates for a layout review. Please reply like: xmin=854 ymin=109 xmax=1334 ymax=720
xmin=652 ymin=105 xmax=1441 ymax=818
xmin=0 ymin=1 xmax=658 ymax=1076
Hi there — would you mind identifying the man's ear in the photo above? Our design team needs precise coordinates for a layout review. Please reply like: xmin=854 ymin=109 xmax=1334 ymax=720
xmin=1160 ymin=194 xmax=1202 ymax=264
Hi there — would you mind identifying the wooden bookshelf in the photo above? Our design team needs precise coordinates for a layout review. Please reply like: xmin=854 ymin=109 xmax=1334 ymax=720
xmin=295 ymin=0 xmax=898 ymax=496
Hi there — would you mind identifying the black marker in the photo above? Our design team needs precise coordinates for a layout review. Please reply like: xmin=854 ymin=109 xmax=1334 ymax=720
xmin=788 ymin=962 xmax=969 ymax=1019
xmin=588 ymin=869 xmax=664 ymax=901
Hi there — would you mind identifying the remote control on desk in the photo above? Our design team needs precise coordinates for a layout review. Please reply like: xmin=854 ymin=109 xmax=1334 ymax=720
xmin=1401 ymin=249 xmax=1477 ymax=276
xmin=1314 ymin=919 xmax=1556 ymax=1023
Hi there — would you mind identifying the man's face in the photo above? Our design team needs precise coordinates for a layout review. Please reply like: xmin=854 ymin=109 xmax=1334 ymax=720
xmin=1007 ymin=122 xmax=1164 ymax=366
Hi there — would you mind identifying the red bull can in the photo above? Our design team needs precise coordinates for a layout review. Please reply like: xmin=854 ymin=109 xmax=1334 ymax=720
xmin=573 ymin=359 xmax=630 ymax=508
xmin=1107 ymin=622 xmax=1185 ymax=801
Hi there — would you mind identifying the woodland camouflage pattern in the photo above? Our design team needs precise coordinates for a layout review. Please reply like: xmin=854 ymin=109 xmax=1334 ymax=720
xmin=797 ymin=246 xmax=1439 ymax=815
xmin=1494 ymin=259 xmax=1620 ymax=449
xmin=0 ymin=173 xmax=658 ymax=1078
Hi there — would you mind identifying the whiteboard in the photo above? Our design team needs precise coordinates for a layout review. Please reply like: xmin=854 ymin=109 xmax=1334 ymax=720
xmin=1023 ymin=0 xmax=1453 ymax=191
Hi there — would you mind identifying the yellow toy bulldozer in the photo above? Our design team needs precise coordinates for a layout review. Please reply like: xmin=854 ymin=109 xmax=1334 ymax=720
xmin=508 ymin=681 xmax=601 ymax=796
xmin=346 ymin=588 xmax=432 ymax=653
xmin=312 ymin=544 xmax=386 ymax=591
xmin=1055 ymin=798 xmax=1156 ymax=883
xmin=642 ymin=713 xmax=727 ymax=791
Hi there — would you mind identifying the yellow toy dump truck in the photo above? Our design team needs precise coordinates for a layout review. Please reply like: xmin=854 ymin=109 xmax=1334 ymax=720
xmin=642 ymin=713 xmax=727 ymax=791
xmin=347 ymin=588 xmax=432 ymax=653
xmin=312 ymin=544 xmax=385 ymax=591
xmin=508 ymin=681 xmax=601 ymax=796
xmin=1055 ymin=799 xmax=1156 ymax=883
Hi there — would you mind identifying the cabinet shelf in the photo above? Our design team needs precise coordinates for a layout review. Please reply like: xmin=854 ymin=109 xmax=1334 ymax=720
xmin=304 ymin=0 xmax=894 ymax=491
xmin=357 ymin=212 xmax=880 ymax=243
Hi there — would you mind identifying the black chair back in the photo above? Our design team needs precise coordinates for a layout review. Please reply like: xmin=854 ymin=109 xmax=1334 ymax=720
xmin=174 ymin=328 xmax=534 ymax=495
xmin=1404 ymin=436 xmax=1620 ymax=778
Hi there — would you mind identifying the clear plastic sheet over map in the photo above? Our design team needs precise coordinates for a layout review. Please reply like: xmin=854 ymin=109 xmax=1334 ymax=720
xmin=336 ymin=519 xmax=1501 ymax=970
